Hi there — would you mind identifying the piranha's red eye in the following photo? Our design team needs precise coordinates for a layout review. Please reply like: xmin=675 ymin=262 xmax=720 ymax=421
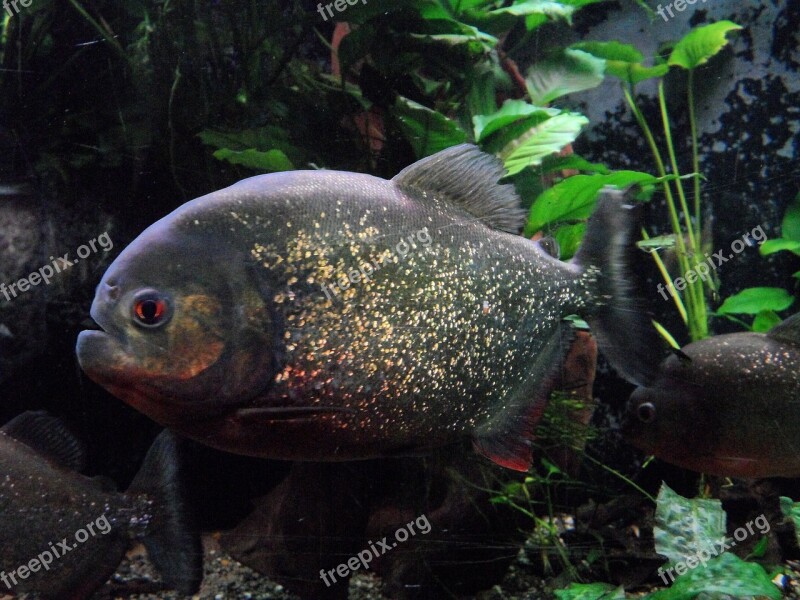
xmin=132 ymin=291 xmax=172 ymax=329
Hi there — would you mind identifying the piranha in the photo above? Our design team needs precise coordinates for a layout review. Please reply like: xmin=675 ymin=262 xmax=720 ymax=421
xmin=623 ymin=313 xmax=800 ymax=478
xmin=0 ymin=411 xmax=202 ymax=599
xmin=76 ymin=144 xmax=662 ymax=471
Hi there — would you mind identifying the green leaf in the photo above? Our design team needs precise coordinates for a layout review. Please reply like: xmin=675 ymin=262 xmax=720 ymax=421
xmin=653 ymin=482 xmax=727 ymax=568
xmin=525 ymin=49 xmax=606 ymax=105
xmin=668 ymin=21 xmax=743 ymax=70
xmin=760 ymin=238 xmax=800 ymax=256
xmin=500 ymin=112 xmax=589 ymax=176
xmin=570 ymin=41 xmax=643 ymax=63
xmin=572 ymin=40 xmax=667 ymax=85
xmin=781 ymin=193 xmax=800 ymax=241
xmin=554 ymin=582 xmax=625 ymax=600
xmin=553 ymin=222 xmax=586 ymax=260
xmin=392 ymin=96 xmax=467 ymax=158
xmin=637 ymin=234 xmax=677 ymax=251
xmin=537 ymin=154 xmax=610 ymax=175
xmin=473 ymin=100 xmax=558 ymax=142
xmin=647 ymin=553 xmax=781 ymax=600
xmin=211 ymin=148 xmax=293 ymax=172
xmin=749 ymin=535 xmax=769 ymax=559
xmin=525 ymin=171 xmax=656 ymax=235
xmin=717 ymin=287 xmax=795 ymax=316
xmin=752 ymin=310 xmax=782 ymax=333
xmin=606 ymin=62 xmax=669 ymax=85
xmin=781 ymin=496 xmax=800 ymax=549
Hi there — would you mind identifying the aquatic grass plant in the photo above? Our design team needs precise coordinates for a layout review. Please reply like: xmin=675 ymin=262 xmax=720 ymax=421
xmin=530 ymin=22 xmax=743 ymax=343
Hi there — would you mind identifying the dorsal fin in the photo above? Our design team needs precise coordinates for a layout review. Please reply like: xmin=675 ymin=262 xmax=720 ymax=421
xmin=2 ymin=411 xmax=86 ymax=471
xmin=392 ymin=144 xmax=526 ymax=233
xmin=767 ymin=312 xmax=800 ymax=346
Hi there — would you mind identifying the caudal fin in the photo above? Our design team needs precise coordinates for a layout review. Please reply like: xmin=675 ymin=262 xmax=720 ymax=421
xmin=573 ymin=187 xmax=665 ymax=386
xmin=128 ymin=430 xmax=203 ymax=595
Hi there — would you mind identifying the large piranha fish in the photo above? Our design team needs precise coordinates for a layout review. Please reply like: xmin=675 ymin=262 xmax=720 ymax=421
xmin=76 ymin=144 xmax=662 ymax=471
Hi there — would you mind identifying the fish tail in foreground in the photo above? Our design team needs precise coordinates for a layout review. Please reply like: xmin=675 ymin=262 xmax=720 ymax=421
xmin=573 ymin=188 xmax=663 ymax=387
xmin=127 ymin=430 xmax=203 ymax=595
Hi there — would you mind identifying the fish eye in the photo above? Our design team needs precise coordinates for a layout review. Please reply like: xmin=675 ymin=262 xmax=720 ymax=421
xmin=132 ymin=290 xmax=172 ymax=329
xmin=637 ymin=402 xmax=657 ymax=424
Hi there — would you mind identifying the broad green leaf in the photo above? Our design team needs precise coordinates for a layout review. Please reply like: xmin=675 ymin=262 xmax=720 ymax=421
xmin=781 ymin=496 xmax=800 ymax=548
xmin=653 ymin=482 xmax=726 ymax=568
xmin=525 ymin=49 xmax=606 ymax=105
xmin=668 ymin=21 xmax=743 ymax=70
xmin=392 ymin=97 xmax=467 ymax=158
xmin=647 ymin=553 xmax=781 ymax=600
xmin=570 ymin=41 xmax=643 ymax=63
xmin=211 ymin=148 xmax=293 ymax=172
xmin=760 ymin=238 xmax=800 ymax=256
xmin=571 ymin=40 xmax=667 ymax=85
xmin=752 ymin=310 xmax=782 ymax=333
xmin=553 ymin=222 xmax=586 ymax=260
xmin=717 ymin=287 xmax=795 ymax=315
xmin=554 ymin=582 xmax=625 ymax=600
xmin=464 ymin=0 xmax=607 ymax=34
xmin=606 ymin=62 xmax=669 ymax=85
xmin=501 ymin=112 xmax=589 ymax=176
xmin=537 ymin=154 xmax=610 ymax=175
xmin=492 ymin=0 xmax=576 ymax=18
xmin=409 ymin=30 xmax=496 ymax=53
xmin=473 ymin=101 xmax=558 ymax=142
xmin=525 ymin=171 xmax=656 ymax=235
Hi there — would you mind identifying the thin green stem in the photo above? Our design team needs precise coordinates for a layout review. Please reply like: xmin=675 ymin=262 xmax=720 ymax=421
xmin=641 ymin=229 xmax=688 ymax=324
xmin=688 ymin=70 xmax=701 ymax=238
xmin=658 ymin=81 xmax=707 ymax=340
xmin=624 ymin=88 xmax=695 ymax=322
xmin=658 ymin=81 xmax=698 ymax=256
xmin=582 ymin=453 xmax=656 ymax=504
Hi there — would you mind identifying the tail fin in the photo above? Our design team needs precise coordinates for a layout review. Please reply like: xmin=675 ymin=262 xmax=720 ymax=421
xmin=128 ymin=430 xmax=203 ymax=595
xmin=573 ymin=187 xmax=665 ymax=386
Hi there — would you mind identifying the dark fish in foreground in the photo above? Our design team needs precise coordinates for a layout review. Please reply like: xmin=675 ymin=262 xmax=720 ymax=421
xmin=623 ymin=313 xmax=800 ymax=478
xmin=76 ymin=144 xmax=662 ymax=471
xmin=0 ymin=412 xmax=202 ymax=599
